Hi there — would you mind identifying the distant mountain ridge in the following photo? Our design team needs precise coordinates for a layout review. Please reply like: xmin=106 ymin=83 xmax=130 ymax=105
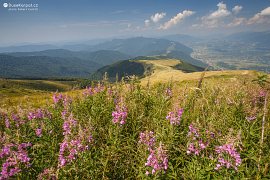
xmin=88 ymin=37 xmax=193 ymax=56
xmin=0 ymin=54 xmax=100 ymax=78
xmin=0 ymin=37 xmax=209 ymax=78
xmin=5 ymin=49 xmax=131 ymax=66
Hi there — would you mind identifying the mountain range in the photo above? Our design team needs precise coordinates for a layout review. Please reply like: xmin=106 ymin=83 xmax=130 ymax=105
xmin=0 ymin=31 xmax=269 ymax=79
xmin=0 ymin=37 xmax=205 ymax=78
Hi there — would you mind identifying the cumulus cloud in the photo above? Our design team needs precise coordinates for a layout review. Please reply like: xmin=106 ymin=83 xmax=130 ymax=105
xmin=201 ymin=2 xmax=231 ymax=28
xmin=144 ymin=12 xmax=166 ymax=27
xmin=159 ymin=10 xmax=195 ymax=30
xmin=228 ymin=6 xmax=270 ymax=27
xmin=248 ymin=7 xmax=270 ymax=24
xmin=209 ymin=2 xmax=231 ymax=19
xmin=151 ymin=12 xmax=166 ymax=23
xmin=261 ymin=7 xmax=270 ymax=16
xmin=232 ymin=5 xmax=243 ymax=14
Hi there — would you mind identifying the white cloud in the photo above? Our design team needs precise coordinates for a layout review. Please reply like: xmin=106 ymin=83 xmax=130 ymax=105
xmin=201 ymin=2 xmax=231 ymax=28
xmin=227 ymin=17 xmax=246 ymax=27
xmin=150 ymin=12 xmax=166 ymax=23
xmin=159 ymin=10 xmax=195 ymax=30
xmin=144 ymin=19 xmax=150 ymax=27
xmin=209 ymin=2 xmax=231 ymax=19
xmin=144 ymin=12 xmax=166 ymax=27
xmin=248 ymin=7 xmax=270 ymax=24
xmin=232 ymin=5 xmax=243 ymax=14
xmin=261 ymin=6 xmax=270 ymax=16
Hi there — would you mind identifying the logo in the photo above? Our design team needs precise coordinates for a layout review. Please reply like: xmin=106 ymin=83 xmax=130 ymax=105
xmin=3 ymin=3 xmax=8 ymax=8
xmin=2 ymin=2 xmax=39 ymax=11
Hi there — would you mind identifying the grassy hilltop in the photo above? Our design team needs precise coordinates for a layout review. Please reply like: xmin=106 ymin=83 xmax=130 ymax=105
xmin=0 ymin=61 xmax=269 ymax=179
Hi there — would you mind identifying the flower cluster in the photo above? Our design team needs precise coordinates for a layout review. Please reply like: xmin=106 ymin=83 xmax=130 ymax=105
xmin=166 ymin=108 xmax=183 ymax=125
xmin=139 ymin=131 xmax=155 ymax=149
xmin=139 ymin=131 xmax=168 ymax=175
xmin=11 ymin=113 xmax=25 ymax=127
xmin=112 ymin=102 xmax=128 ymax=125
xmin=0 ymin=143 xmax=32 ymax=179
xmin=58 ymin=111 xmax=93 ymax=168
xmin=62 ymin=113 xmax=77 ymax=136
xmin=187 ymin=124 xmax=209 ymax=155
xmin=215 ymin=144 xmax=242 ymax=171
xmin=83 ymin=84 xmax=105 ymax=96
xmin=53 ymin=93 xmax=71 ymax=107
xmin=145 ymin=142 xmax=168 ymax=175
xmin=58 ymin=138 xmax=90 ymax=167
xmin=4 ymin=116 xmax=10 ymax=129
xmin=28 ymin=108 xmax=52 ymax=121
xmin=1 ymin=113 xmax=10 ymax=129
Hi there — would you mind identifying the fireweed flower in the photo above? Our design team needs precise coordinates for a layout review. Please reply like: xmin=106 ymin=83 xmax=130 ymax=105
xmin=35 ymin=128 xmax=42 ymax=137
xmin=11 ymin=113 xmax=25 ymax=127
xmin=166 ymin=108 xmax=183 ymax=125
xmin=83 ymin=84 xmax=105 ymax=96
xmin=214 ymin=144 xmax=242 ymax=171
xmin=145 ymin=142 xmax=168 ymax=175
xmin=28 ymin=109 xmax=52 ymax=121
xmin=58 ymin=136 xmax=92 ymax=167
xmin=5 ymin=116 xmax=10 ymax=129
xmin=62 ymin=113 xmax=77 ymax=136
xmin=187 ymin=140 xmax=208 ymax=155
xmin=0 ymin=143 xmax=31 ymax=179
xmin=186 ymin=124 xmax=209 ymax=155
xmin=53 ymin=93 xmax=63 ymax=104
xmin=139 ymin=131 xmax=156 ymax=149
xmin=112 ymin=102 xmax=128 ymax=125
xmin=58 ymin=112 xmax=93 ymax=168
xmin=188 ymin=124 xmax=199 ymax=137
xmin=52 ymin=93 xmax=71 ymax=108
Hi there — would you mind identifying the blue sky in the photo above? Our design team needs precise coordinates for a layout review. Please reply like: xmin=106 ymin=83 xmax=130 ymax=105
xmin=0 ymin=0 xmax=270 ymax=45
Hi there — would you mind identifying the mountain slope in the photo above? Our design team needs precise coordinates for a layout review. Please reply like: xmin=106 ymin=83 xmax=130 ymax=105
xmin=0 ymin=55 xmax=101 ymax=78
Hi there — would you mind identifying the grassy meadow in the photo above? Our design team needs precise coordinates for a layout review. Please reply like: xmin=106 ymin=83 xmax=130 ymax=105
xmin=0 ymin=71 xmax=269 ymax=179
xmin=0 ymin=79 xmax=78 ymax=109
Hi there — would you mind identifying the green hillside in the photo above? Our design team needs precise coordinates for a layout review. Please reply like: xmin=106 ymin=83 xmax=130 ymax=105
xmin=90 ymin=56 xmax=205 ymax=81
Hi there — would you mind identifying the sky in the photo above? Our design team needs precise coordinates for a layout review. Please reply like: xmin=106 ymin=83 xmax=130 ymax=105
xmin=0 ymin=0 xmax=270 ymax=45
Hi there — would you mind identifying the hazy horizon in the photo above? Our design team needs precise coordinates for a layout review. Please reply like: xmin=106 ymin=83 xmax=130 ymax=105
xmin=0 ymin=0 xmax=270 ymax=45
